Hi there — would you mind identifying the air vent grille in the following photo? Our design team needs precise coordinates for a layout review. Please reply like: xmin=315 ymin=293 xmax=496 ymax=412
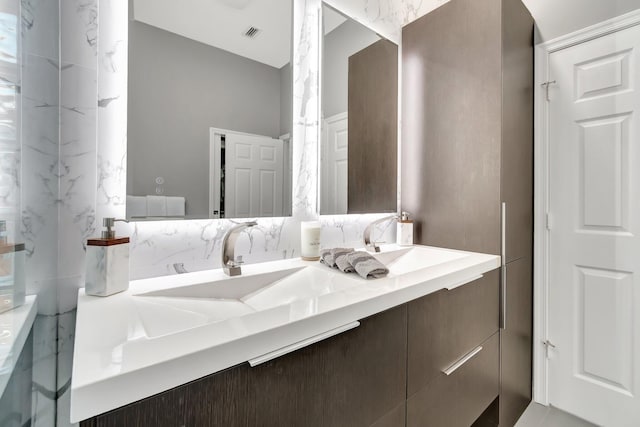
xmin=243 ymin=26 xmax=261 ymax=39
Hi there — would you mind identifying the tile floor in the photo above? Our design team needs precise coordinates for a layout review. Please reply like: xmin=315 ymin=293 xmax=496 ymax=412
xmin=515 ymin=403 xmax=597 ymax=427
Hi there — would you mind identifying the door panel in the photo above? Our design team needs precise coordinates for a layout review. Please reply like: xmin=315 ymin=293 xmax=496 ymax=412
xmin=548 ymin=23 xmax=640 ymax=426
xmin=321 ymin=113 xmax=348 ymax=215
xmin=225 ymin=132 xmax=284 ymax=218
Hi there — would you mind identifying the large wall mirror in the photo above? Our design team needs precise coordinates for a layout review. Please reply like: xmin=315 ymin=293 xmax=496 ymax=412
xmin=320 ymin=3 xmax=398 ymax=215
xmin=127 ymin=0 xmax=293 ymax=220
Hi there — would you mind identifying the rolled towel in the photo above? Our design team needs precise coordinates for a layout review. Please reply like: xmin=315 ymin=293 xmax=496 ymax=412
xmin=333 ymin=248 xmax=355 ymax=273
xmin=127 ymin=195 xmax=147 ymax=218
xmin=146 ymin=195 xmax=167 ymax=216
xmin=320 ymin=247 xmax=353 ymax=269
xmin=346 ymin=251 xmax=389 ymax=279
xmin=320 ymin=249 xmax=335 ymax=267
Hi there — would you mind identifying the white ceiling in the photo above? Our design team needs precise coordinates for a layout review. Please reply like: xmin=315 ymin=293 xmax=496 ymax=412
xmin=133 ymin=0 xmax=292 ymax=69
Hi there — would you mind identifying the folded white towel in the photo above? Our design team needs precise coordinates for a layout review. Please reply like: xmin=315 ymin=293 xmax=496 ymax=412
xmin=146 ymin=195 xmax=167 ymax=217
xmin=165 ymin=196 xmax=185 ymax=217
xmin=127 ymin=195 xmax=147 ymax=218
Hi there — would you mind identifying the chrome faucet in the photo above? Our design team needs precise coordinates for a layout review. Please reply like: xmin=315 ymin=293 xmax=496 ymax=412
xmin=221 ymin=221 xmax=258 ymax=276
xmin=363 ymin=215 xmax=399 ymax=253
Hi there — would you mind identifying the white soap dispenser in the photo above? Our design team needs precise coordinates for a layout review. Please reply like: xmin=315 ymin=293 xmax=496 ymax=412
xmin=396 ymin=212 xmax=414 ymax=246
xmin=85 ymin=218 xmax=130 ymax=297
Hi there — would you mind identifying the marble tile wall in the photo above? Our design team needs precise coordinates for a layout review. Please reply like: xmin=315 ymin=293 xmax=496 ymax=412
xmin=20 ymin=0 xmax=60 ymax=425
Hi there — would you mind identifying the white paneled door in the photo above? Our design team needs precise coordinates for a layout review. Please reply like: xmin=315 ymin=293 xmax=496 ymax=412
xmin=225 ymin=133 xmax=284 ymax=218
xmin=321 ymin=113 xmax=348 ymax=215
xmin=548 ymin=23 xmax=640 ymax=426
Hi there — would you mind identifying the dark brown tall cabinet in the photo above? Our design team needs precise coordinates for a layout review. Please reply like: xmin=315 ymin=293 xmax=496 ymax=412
xmin=401 ymin=0 xmax=534 ymax=425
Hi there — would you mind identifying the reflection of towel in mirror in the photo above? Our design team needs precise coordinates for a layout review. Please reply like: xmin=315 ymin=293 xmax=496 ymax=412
xmin=146 ymin=195 xmax=167 ymax=216
xmin=346 ymin=251 xmax=389 ymax=279
xmin=333 ymin=248 xmax=355 ymax=273
xmin=165 ymin=196 xmax=185 ymax=217
xmin=320 ymin=248 xmax=353 ymax=269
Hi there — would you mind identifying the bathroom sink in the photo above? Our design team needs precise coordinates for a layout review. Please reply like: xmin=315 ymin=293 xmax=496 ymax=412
xmin=131 ymin=265 xmax=363 ymax=337
xmin=372 ymin=246 xmax=469 ymax=276
xmin=134 ymin=267 xmax=306 ymax=301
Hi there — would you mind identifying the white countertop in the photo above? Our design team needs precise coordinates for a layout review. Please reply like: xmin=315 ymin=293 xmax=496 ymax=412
xmin=0 ymin=295 xmax=37 ymax=400
xmin=70 ymin=245 xmax=500 ymax=422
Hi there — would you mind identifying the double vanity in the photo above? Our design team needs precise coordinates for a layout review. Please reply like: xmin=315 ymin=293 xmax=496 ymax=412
xmin=71 ymin=245 xmax=500 ymax=425
xmin=72 ymin=0 xmax=534 ymax=424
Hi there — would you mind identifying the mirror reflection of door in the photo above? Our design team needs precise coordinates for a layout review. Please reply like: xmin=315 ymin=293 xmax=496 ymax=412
xmin=210 ymin=130 xmax=286 ymax=218
xmin=321 ymin=113 xmax=348 ymax=215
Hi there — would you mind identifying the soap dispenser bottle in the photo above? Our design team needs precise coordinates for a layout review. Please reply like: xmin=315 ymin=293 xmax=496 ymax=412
xmin=85 ymin=218 xmax=130 ymax=297
xmin=396 ymin=212 xmax=414 ymax=246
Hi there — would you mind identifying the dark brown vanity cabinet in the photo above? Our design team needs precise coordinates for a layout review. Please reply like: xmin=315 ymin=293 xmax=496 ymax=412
xmin=401 ymin=0 xmax=534 ymax=425
xmin=247 ymin=304 xmax=407 ymax=427
xmin=80 ymin=305 xmax=408 ymax=427
xmin=407 ymin=271 xmax=501 ymax=427
xmin=80 ymin=277 xmax=505 ymax=427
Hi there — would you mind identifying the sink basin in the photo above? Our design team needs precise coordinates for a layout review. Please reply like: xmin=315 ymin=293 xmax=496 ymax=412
xmin=132 ymin=267 xmax=308 ymax=338
xmin=134 ymin=267 xmax=306 ymax=300
xmin=372 ymin=246 xmax=469 ymax=276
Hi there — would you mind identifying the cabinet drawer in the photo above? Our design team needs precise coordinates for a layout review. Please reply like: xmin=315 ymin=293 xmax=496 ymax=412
xmin=407 ymin=269 xmax=499 ymax=396
xmin=407 ymin=332 xmax=500 ymax=427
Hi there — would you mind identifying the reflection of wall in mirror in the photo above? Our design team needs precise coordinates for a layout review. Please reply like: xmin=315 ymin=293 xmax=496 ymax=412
xmin=127 ymin=21 xmax=292 ymax=218
xmin=347 ymin=38 xmax=398 ymax=214
xmin=321 ymin=17 xmax=380 ymax=215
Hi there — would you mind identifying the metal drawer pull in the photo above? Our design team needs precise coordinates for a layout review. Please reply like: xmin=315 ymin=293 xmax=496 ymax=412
xmin=501 ymin=264 xmax=507 ymax=330
xmin=501 ymin=202 xmax=506 ymax=265
xmin=442 ymin=345 xmax=483 ymax=376
xmin=248 ymin=321 xmax=360 ymax=367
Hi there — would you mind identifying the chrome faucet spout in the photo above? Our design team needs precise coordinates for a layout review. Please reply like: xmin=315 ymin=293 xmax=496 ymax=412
xmin=221 ymin=221 xmax=258 ymax=276
xmin=363 ymin=215 xmax=399 ymax=253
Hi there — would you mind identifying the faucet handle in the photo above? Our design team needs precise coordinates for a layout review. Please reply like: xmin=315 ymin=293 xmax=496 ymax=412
xmin=366 ymin=241 xmax=385 ymax=253
xmin=226 ymin=255 xmax=245 ymax=267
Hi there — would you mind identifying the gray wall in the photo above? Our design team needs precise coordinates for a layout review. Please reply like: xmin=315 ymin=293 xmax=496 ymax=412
xmin=127 ymin=21 xmax=291 ymax=217
xmin=322 ymin=18 xmax=380 ymax=118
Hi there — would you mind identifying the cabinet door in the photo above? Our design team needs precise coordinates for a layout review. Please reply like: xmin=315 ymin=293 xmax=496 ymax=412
xmin=83 ymin=364 xmax=250 ymax=427
xmin=407 ymin=270 xmax=500 ymax=396
xmin=500 ymin=0 xmax=534 ymax=264
xmin=500 ymin=256 xmax=533 ymax=426
xmin=248 ymin=305 xmax=407 ymax=427
xmin=401 ymin=0 xmax=503 ymax=254
xmin=407 ymin=332 xmax=500 ymax=427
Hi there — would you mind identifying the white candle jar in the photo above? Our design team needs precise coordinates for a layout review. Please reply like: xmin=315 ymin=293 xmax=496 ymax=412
xmin=300 ymin=221 xmax=321 ymax=261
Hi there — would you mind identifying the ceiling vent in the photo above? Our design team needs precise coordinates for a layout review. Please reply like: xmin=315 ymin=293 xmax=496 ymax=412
xmin=243 ymin=26 xmax=261 ymax=39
